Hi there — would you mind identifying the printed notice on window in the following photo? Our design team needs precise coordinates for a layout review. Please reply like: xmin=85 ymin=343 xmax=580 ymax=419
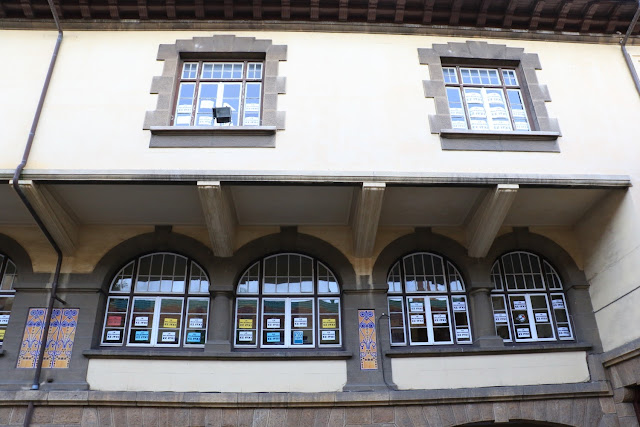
xmin=266 ymin=332 xmax=280 ymax=343
xmin=189 ymin=318 xmax=203 ymax=329
xmin=558 ymin=327 xmax=571 ymax=337
xmin=494 ymin=313 xmax=508 ymax=323
xmin=238 ymin=319 xmax=253 ymax=329
xmin=163 ymin=318 xmax=178 ymax=328
xmin=322 ymin=330 xmax=335 ymax=341
xmin=135 ymin=330 xmax=149 ymax=341
xmin=175 ymin=115 xmax=191 ymax=125
xmin=243 ymin=117 xmax=259 ymax=126
xmin=513 ymin=301 xmax=527 ymax=310
xmin=107 ymin=315 xmax=122 ymax=327
xmin=552 ymin=299 xmax=564 ymax=309
xmin=134 ymin=316 xmax=148 ymax=327
xmin=409 ymin=302 xmax=424 ymax=312
xmin=534 ymin=312 xmax=548 ymax=323
xmin=176 ymin=105 xmax=192 ymax=114
xmin=486 ymin=92 xmax=504 ymax=103
xmin=516 ymin=328 xmax=531 ymax=338
xmin=512 ymin=109 xmax=527 ymax=118
xmin=245 ymin=103 xmax=260 ymax=112
xmin=449 ymin=107 xmax=464 ymax=117
xmin=198 ymin=116 xmax=213 ymax=126
xmin=238 ymin=331 xmax=253 ymax=342
xmin=470 ymin=120 xmax=489 ymax=130
xmin=161 ymin=332 xmax=176 ymax=342
xmin=0 ymin=329 xmax=5 ymax=341
xmin=456 ymin=328 xmax=470 ymax=339
xmin=514 ymin=121 xmax=530 ymax=131
xmin=468 ymin=106 xmax=486 ymax=118
xmin=322 ymin=318 xmax=336 ymax=329
xmin=293 ymin=317 xmax=307 ymax=328
xmin=490 ymin=107 xmax=508 ymax=119
xmin=186 ymin=332 xmax=202 ymax=343
xmin=433 ymin=314 xmax=447 ymax=324
xmin=452 ymin=301 xmax=466 ymax=311
xmin=465 ymin=92 xmax=483 ymax=104
xmin=0 ymin=315 xmax=9 ymax=325
xmin=106 ymin=330 xmax=120 ymax=341
xmin=266 ymin=318 xmax=280 ymax=329
xmin=293 ymin=330 xmax=304 ymax=345
xmin=410 ymin=314 xmax=424 ymax=325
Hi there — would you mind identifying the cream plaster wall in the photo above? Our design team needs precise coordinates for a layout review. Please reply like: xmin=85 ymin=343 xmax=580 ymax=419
xmin=86 ymin=359 xmax=346 ymax=392
xmin=1 ymin=31 xmax=639 ymax=178
xmin=391 ymin=351 xmax=590 ymax=390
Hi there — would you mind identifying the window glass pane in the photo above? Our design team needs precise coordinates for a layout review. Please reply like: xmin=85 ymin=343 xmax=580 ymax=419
xmin=291 ymin=299 xmax=314 ymax=346
xmin=248 ymin=63 xmax=263 ymax=79
xmin=446 ymin=87 xmax=467 ymax=130
xmin=185 ymin=298 xmax=208 ymax=346
xmin=491 ymin=262 xmax=503 ymax=291
xmin=156 ymin=298 xmax=183 ymax=345
xmin=502 ymin=69 xmax=518 ymax=86
xmin=387 ymin=297 xmax=406 ymax=345
xmin=235 ymin=298 xmax=258 ymax=346
xmin=443 ymin=67 xmax=458 ymax=84
xmin=195 ymin=83 xmax=218 ymax=126
xmin=110 ymin=261 xmax=134 ymax=293
xmin=407 ymin=297 xmax=428 ymax=344
xmin=430 ymin=297 xmax=452 ymax=343
xmin=243 ymin=82 xmax=262 ymax=126
xmin=491 ymin=295 xmax=511 ymax=341
xmin=530 ymin=294 xmax=554 ymax=339
xmin=174 ymin=83 xmax=196 ymax=126
xmin=543 ymin=261 xmax=563 ymax=290
xmin=452 ymin=296 xmax=471 ymax=343
xmin=319 ymin=298 xmax=340 ymax=345
xmin=551 ymin=293 xmax=573 ymax=340
xmin=509 ymin=295 xmax=533 ymax=341
xmin=464 ymin=88 xmax=489 ymax=131
xmin=189 ymin=262 xmax=210 ymax=294
xmin=387 ymin=262 xmax=402 ymax=293
xmin=262 ymin=299 xmax=285 ymax=346
xmin=447 ymin=262 xmax=465 ymax=292
xmin=182 ymin=62 xmax=198 ymax=79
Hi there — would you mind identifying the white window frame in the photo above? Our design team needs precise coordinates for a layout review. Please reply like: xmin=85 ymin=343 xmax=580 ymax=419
xmin=100 ymin=296 xmax=130 ymax=346
xmin=234 ymin=297 xmax=259 ymax=348
xmin=127 ymin=296 xmax=185 ymax=348
xmin=184 ymin=297 xmax=209 ymax=347
xmin=260 ymin=297 xmax=315 ymax=349
xmin=317 ymin=297 xmax=341 ymax=347
xmin=509 ymin=294 xmax=555 ymax=342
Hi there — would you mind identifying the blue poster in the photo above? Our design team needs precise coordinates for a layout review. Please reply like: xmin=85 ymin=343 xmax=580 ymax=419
xmin=186 ymin=332 xmax=202 ymax=343
xmin=266 ymin=332 xmax=280 ymax=343
xmin=293 ymin=330 xmax=304 ymax=344
xmin=135 ymin=330 xmax=149 ymax=341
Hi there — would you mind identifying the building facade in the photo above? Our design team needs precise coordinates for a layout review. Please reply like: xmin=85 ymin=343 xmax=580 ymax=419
xmin=1 ymin=0 xmax=640 ymax=425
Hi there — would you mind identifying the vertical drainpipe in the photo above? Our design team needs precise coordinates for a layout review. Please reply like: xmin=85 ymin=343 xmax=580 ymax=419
xmin=621 ymin=0 xmax=640 ymax=97
xmin=11 ymin=0 xmax=63 ymax=425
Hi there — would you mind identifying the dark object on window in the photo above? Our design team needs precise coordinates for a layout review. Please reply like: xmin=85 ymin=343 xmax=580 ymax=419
xmin=213 ymin=107 xmax=232 ymax=124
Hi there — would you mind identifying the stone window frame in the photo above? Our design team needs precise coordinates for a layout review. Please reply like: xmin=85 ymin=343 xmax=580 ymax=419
xmin=418 ymin=41 xmax=561 ymax=152
xmin=0 ymin=253 xmax=17 ymax=346
xmin=144 ymin=35 xmax=287 ymax=148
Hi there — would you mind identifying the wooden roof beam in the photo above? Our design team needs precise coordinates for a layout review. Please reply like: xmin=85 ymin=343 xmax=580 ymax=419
xmin=195 ymin=0 xmax=204 ymax=19
xmin=367 ymin=0 xmax=378 ymax=21
xmin=20 ymin=0 xmax=34 ymax=18
xmin=529 ymin=0 xmax=545 ymax=30
xmin=554 ymin=0 xmax=573 ymax=31
xmin=79 ymin=0 xmax=91 ymax=19
xmin=310 ymin=0 xmax=319 ymax=20
xmin=282 ymin=0 xmax=290 ymax=19
xmin=580 ymin=2 xmax=600 ymax=32
xmin=476 ymin=0 xmax=490 ymax=27
xmin=339 ymin=0 xmax=348 ymax=21
xmin=136 ymin=0 xmax=147 ymax=19
xmin=422 ymin=0 xmax=435 ymax=24
xmin=449 ymin=0 xmax=464 ymax=26
xmin=606 ymin=4 xmax=623 ymax=33
xmin=224 ymin=0 xmax=233 ymax=19
xmin=394 ymin=0 xmax=405 ymax=22
xmin=253 ymin=0 xmax=261 ymax=19
xmin=502 ymin=0 xmax=519 ymax=28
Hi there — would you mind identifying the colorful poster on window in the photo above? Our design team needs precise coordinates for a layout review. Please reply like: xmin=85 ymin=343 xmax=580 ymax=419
xmin=17 ymin=308 xmax=79 ymax=369
xmin=238 ymin=319 xmax=253 ymax=329
xmin=135 ymin=330 xmax=149 ymax=341
xmin=163 ymin=318 xmax=178 ymax=328
xmin=186 ymin=332 xmax=202 ymax=343
xmin=0 ymin=329 xmax=5 ymax=341
xmin=293 ymin=330 xmax=304 ymax=345
xmin=322 ymin=318 xmax=336 ymax=329
xmin=107 ymin=315 xmax=122 ymax=327
xmin=266 ymin=332 xmax=280 ymax=343
xmin=358 ymin=309 xmax=378 ymax=370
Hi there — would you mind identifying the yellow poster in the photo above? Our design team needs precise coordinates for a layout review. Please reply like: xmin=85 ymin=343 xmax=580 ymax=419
xmin=322 ymin=318 xmax=336 ymax=329
xmin=238 ymin=319 xmax=253 ymax=329
xmin=0 ymin=329 xmax=5 ymax=341
xmin=163 ymin=318 xmax=178 ymax=328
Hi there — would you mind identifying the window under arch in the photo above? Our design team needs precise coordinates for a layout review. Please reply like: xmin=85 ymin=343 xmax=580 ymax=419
xmin=387 ymin=252 xmax=471 ymax=346
xmin=235 ymin=253 xmax=341 ymax=349
xmin=101 ymin=252 xmax=210 ymax=348
xmin=0 ymin=254 xmax=17 ymax=345
xmin=490 ymin=251 xmax=574 ymax=343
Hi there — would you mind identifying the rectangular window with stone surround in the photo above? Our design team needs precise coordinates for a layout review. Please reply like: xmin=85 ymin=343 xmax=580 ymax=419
xmin=173 ymin=61 xmax=263 ymax=127
xmin=443 ymin=66 xmax=531 ymax=132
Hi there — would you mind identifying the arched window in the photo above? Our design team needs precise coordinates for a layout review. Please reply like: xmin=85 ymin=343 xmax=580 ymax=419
xmin=0 ymin=254 xmax=17 ymax=345
xmin=387 ymin=253 xmax=471 ymax=346
xmin=100 ymin=252 xmax=210 ymax=348
xmin=490 ymin=251 xmax=574 ymax=342
xmin=234 ymin=253 xmax=341 ymax=348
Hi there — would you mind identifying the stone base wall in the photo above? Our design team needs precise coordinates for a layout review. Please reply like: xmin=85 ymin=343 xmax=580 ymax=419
xmin=0 ymin=397 xmax=626 ymax=427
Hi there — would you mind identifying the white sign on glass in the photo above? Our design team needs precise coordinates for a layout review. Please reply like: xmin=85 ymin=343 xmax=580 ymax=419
xmin=558 ymin=327 xmax=571 ymax=337
xmin=0 ymin=315 xmax=9 ymax=325
xmin=493 ymin=122 xmax=512 ymax=131
xmin=514 ymin=121 xmax=530 ymax=131
xmin=494 ymin=313 xmax=508 ymax=323
xmin=486 ymin=92 xmax=504 ymax=103
xmin=513 ymin=301 xmax=527 ymax=310
xmin=468 ymin=106 xmax=486 ymax=118
xmin=238 ymin=331 xmax=253 ymax=342
xmin=322 ymin=330 xmax=336 ymax=341
xmin=465 ymin=92 xmax=483 ymax=104
xmin=490 ymin=107 xmax=508 ymax=119
xmin=470 ymin=120 xmax=489 ymax=130
xmin=433 ymin=314 xmax=447 ymax=324
xmin=198 ymin=116 xmax=213 ymax=126
xmin=293 ymin=317 xmax=307 ymax=328
xmin=552 ymin=299 xmax=564 ymax=309
xmin=512 ymin=109 xmax=527 ymax=118
xmin=409 ymin=302 xmax=424 ymax=312
xmin=245 ymin=103 xmax=260 ymax=112
xmin=243 ymin=117 xmax=260 ymax=126
xmin=134 ymin=317 xmax=148 ymax=327
xmin=266 ymin=318 xmax=280 ymax=329
xmin=200 ymin=100 xmax=214 ymax=109
xmin=449 ymin=107 xmax=464 ymax=117
xmin=456 ymin=328 xmax=470 ymax=339
xmin=451 ymin=120 xmax=467 ymax=130
xmin=452 ymin=301 xmax=466 ymax=311
xmin=106 ymin=330 xmax=120 ymax=341
xmin=516 ymin=328 xmax=531 ymax=338
xmin=410 ymin=314 xmax=424 ymax=325
xmin=189 ymin=318 xmax=203 ymax=328
xmin=534 ymin=312 xmax=549 ymax=323
xmin=161 ymin=332 xmax=176 ymax=342
xmin=176 ymin=105 xmax=192 ymax=114
xmin=175 ymin=115 xmax=191 ymax=125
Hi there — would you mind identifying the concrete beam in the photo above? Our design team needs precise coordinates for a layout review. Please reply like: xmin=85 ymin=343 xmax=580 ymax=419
xmin=16 ymin=180 xmax=79 ymax=256
xmin=466 ymin=184 xmax=519 ymax=258
xmin=352 ymin=182 xmax=386 ymax=258
xmin=197 ymin=181 xmax=237 ymax=257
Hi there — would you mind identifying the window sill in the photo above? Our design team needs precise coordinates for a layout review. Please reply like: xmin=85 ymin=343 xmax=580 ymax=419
xmin=149 ymin=126 xmax=277 ymax=148
xmin=84 ymin=348 xmax=352 ymax=361
xmin=385 ymin=341 xmax=591 ymax=358
xmin=439 ymin=129 xmax=561 ymax=152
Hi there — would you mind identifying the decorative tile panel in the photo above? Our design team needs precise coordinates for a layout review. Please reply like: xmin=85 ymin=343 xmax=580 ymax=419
xmin=358 ymin=309 xmax=378 ymax=370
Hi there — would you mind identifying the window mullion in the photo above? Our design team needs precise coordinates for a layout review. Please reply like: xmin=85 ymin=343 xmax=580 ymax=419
xmin=151 ymin=297 xmax=161 ymax=347
xmin=525 ymin=295 xmax=538 ymax=341
xmin=285 ymin=298 xmax=291 ymax=347
xmin=425 ymin=297 xmax=435 ymax=344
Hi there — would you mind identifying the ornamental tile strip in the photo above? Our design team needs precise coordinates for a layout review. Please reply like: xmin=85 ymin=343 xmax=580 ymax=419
xmin=17 ymin=308 xmax=79 ymax=369
xmin=358 ymin=309 xmax=378 ymax=370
